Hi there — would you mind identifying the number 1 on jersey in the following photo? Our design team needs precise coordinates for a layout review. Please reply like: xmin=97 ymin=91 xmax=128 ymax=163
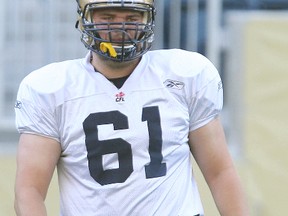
xmin=142 ymin=106 xmax=167 ymax=178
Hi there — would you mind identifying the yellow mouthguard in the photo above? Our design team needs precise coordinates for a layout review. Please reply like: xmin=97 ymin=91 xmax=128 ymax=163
xmin=100 ymin=42 xmax=117 ymax=58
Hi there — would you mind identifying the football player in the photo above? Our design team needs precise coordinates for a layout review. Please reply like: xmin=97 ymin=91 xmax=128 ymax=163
xmin=14 ymin=0 xmax=249 ymax=215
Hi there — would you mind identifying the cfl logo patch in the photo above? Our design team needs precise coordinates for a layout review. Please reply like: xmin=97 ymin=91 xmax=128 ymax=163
xmin=115 ymin=92 xmax=125 ymax=102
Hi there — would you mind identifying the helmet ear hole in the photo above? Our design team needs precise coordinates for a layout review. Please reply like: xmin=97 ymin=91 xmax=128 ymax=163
xmin=76 ymin=0 xmax=155 ymax=62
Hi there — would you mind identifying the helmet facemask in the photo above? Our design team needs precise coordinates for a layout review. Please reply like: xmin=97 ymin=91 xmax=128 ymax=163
xmin=76 ymin=1 xmax=155 ymax=62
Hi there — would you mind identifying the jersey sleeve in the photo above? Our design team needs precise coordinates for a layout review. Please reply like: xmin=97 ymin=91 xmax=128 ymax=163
xmin=188 ymin=60 xmax=223 ymax=131
xmin=15 ymin=77 xmax=60 ymax=142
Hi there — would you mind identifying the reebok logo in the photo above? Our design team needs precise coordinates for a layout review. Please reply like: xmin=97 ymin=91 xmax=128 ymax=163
xmin=15 ymin=100 xmax=22 ymax=109
xmin=164 ymin=79 xmax=185 ymax=90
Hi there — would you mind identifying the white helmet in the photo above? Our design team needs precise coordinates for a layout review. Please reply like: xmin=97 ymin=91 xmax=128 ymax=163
xmin=76 ymin=0 xmax=155 ymax=62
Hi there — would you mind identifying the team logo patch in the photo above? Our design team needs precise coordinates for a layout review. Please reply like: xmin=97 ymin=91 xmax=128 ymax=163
xmin=164 ymin=79 xmax=185 ymax=90
xmin=15 ymin=100 xmax=22 ymax=109
xmin=115 ymin=92 xmax=125 ymax=102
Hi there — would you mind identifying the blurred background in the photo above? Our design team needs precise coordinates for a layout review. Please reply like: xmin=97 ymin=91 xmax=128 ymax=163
xmin=1 ymin=0 xmax=288 ymax=215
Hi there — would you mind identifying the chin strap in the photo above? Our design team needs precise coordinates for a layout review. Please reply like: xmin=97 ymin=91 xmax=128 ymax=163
xmin=100 ymin=42 xmax=117 ymax=58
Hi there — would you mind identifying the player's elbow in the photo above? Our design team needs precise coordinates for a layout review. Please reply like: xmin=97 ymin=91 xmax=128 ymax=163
xmin=14 ymin=186 xmax=47 ymax=216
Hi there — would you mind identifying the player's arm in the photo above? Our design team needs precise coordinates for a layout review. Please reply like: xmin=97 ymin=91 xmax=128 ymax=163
xmin=14 ymin=133 xmax=61 ymax=216
xmin=189 ymin=117 xmax=249 ymax=216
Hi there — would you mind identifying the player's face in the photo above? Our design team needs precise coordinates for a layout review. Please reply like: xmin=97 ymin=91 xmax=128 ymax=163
xmin=91 ymin=8 xmax=145 ymax=44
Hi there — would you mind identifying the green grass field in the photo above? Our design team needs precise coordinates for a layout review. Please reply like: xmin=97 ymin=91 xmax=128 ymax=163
xmin=0 ymin=155 xmax=60 ymax=216
xmin=0 ymin=156 xmax=16 ymax=216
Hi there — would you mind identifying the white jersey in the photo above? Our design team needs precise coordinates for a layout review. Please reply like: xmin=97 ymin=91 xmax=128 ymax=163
xmin=15 ymin=49 xmax=223 ymax=216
